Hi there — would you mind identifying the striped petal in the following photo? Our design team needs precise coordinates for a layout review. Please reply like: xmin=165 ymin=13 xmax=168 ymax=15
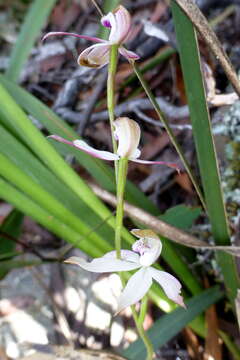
xmin=78 ymin=43 xmax=110 ymax=68
xmin=118 ymin=47 xmax=140 ymax=61
xmin=48 ymin=135 xmax=119 ymax=161
xmin=149 ymin=267 xmax=186 ymax=308
xmin=116 ymin=267 xmax=152 ymax=314
xmin=131 ymin=158 xmax=180 ymax=172
xmin=65 ymin=256 xmax=140 ymax=273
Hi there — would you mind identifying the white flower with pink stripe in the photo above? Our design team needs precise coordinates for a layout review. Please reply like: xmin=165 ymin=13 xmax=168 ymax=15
xmin=43 ymin=6 xmax=139 ymax=68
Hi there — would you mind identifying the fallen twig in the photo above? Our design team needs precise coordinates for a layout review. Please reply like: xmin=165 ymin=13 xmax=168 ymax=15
xmin=90 ymin=182 xmax=240 ymax=257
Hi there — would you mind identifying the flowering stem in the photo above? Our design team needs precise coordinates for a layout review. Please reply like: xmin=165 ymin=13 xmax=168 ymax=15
xmin=107 ymin=44 xmax=119 ymax=156
xmin=131 ymin=305 xmax=154 ymax=360
xmin=115 ymin=157 xmax=128 ymax=258
xmin=138 ymin=295 xmax=148 ymax=325
xmin=131 ymin=61 xmax=207 ymax=211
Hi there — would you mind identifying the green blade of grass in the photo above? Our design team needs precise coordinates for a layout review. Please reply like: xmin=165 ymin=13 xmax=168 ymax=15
xmin=0 ymin=123 xmax=113 ymax=239
xmin=0 ymin=82 xmax=133 ymax=244
xmin=171 ymin=0 xmax=240 ymax=304
xmin=219 ymin=330 xmax=240 ymax=360
xmin=0 ymin=152 xmax=111 ymax=252
xmin=0 ymin=177 xmax=105 ymax=257
xmin=0 ymin=74 xmax=157 ymax=214
xmin=6 ymin=0 xmax=57 ymax=82
xmin=0 ymin=210 xmax=24 ymax=279
xmin=122 ymin=287 xmax=223 ymax=360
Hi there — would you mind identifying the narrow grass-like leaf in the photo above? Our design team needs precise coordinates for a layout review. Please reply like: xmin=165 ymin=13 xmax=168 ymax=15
xmin=0 ymin=177 xmax=105 ymax=257
xmin=6 ymin=0 xmax=57 ymax=82
xmin=0 ymin=74 xmax=157 ymax=214
xmin=219 ymin=330 xmax=240 ymax=360
xmin=0 ymin=153 xmax=111 ymax=252
xmin=0 ymin=82 xmax=133 ymax=244
xmin=122 ymin=287 xmax=223 ymax=360
xmin=0 ymin=123 xmax=118 ymax=248
xmin=171 ymin=1 xmax=240 ymax=303
xmin=0 ymin=210 xmax=24 ymax=279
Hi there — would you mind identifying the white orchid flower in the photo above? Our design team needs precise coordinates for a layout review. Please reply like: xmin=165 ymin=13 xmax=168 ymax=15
xmin=65 ymin=229 xmax=185 ymax=313
xmin=49 ymin=117 xmax=179 ymax=170
xmin=42 ymin=5 xmax=139 ymax=68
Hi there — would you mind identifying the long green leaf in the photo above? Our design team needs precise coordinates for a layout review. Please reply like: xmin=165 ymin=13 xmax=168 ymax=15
xmin=0 ymin=210 xmax=24 ymax=279
xmin=122 ymin=287 xmax=223 ymax=360
xmin=0 ymin=82 xmax=133 ymax=244
xmin=0 ymin=123 xmax=112 ymax=237
xmin=6 ymin=0 xmax=57 ymax=82
xmin=171 ymin=0 xmax=240 ymax=304
xmin=0 ymin=153 xmax=111 ymax=252
xmin=0 ymin=74 xmax=157 ymax=214
xmin=0 ymin=177 xmax=104 ymax=257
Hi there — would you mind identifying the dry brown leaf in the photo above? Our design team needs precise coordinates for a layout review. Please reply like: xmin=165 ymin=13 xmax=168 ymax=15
xmin=183 ymin=327 xmax=202 ymax=360
xmin=204 ymin=278 xmax=222 ymax=360
xmin=175 ymin=172 xmax=193 ymax=194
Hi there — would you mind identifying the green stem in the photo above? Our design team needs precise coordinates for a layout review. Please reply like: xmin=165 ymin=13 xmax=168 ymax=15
xmin=138 ymin=295 xmax=148 ymax=325
xmin=115 ymin=157 xmax=128 ymax=258
xmin=131 ymin=305 xmax=154 ymax=360
xmin=131 ymin=61 xmax=207 ymax=211
xmin=107 ymin=44 xmax=119 ymax=155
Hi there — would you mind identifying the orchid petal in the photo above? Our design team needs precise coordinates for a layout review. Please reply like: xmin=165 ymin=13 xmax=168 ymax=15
xmin=149 ymin=267 xmax=186 ymax=308
xmin=48 ymin=135 xmax=118 ymax=161
xmin=118 ymin=47 xmax=140 ymax=60
xmin=131 ymin=158 xmax=180 ymax=172
xmin=103 ymin=250 xmax=140 ymax=264
xmin=73 ymin=140 xmax=119 ymax=160
xmin=78 ymin=43 xmax=110 ymax=68
xmin=42 ymin=32 xmax=106 ymax=44
xmin=65 ymin=256 xmax=141 ymax=272
xmin=114 ymin=117 xmax=141 ymax=158
xmin=109 ymin=6 xmax=131 ymax=44
xmin=116 ymin=267 xmax=152 ymax=314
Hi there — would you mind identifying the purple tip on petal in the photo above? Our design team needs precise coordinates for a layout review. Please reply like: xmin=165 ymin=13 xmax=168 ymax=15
xmin=102 ymin=19 xmax=112 ymax=28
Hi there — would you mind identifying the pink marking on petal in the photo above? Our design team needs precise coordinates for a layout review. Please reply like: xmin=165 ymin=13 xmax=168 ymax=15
xmin=42 ymin=32 xmax=106 ymax=44
xmin=118 ymin=47 xmax=140 ymax=60
xmin=48 ymin=135 xmax=118 ymax=161
xmin=132 ymin=159 xmax=180 ymax=173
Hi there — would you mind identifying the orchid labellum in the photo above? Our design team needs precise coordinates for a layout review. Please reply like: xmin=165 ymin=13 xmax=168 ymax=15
xmin=65 ymin=229 xmax=185 ymax=313
xmin=48 ymin=117 xmax=179 ymax=170
xmin=42 ymin=5 xmax=139 ymax=68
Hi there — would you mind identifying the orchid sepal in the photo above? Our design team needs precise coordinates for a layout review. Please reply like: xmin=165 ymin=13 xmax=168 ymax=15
xmin=42 ymin=32 xmax=106 ymax=44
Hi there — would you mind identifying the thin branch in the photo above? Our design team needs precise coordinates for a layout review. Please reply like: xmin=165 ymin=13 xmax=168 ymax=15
xmin=89 ymin=182 xmax=240 ymax=257
xmin=173 ymin=0 xmax=240 ymax=97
